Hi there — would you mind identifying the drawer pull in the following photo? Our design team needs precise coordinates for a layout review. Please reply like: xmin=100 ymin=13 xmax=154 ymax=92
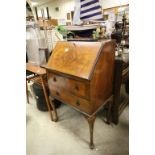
xmin=53 ymin=77 xmax=57 ymax=82
xmin=76 ymin=100 xmax=80 ymax=106
xmin=75 ymin=85 xmax=79 ymax=91
xmin=56 ymin=91 xmax=60 ymax=96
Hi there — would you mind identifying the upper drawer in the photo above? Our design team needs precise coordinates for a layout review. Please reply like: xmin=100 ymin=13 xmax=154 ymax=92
xmin=48 ymin=72 xmax=90 ymax=99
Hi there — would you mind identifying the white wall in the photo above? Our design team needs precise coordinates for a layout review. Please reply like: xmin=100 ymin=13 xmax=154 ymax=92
xmin=37 ymin=0 xmax=129 ymax=20
xmin=100 ymin=0 xmax=129 ymax=9
xmin=37 ymin=0 xmax=74 ymax=20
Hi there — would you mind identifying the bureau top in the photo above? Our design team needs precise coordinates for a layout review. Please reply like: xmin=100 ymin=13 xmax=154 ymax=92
xmin=47 ymin=40 xmax=112 ymax=80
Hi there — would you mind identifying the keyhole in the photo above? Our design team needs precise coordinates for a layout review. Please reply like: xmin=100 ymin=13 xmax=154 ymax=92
xmin=56 ymin=91 xmax=60 ymax=96
xmin=53 ymin=77 xmax=57 ymax=82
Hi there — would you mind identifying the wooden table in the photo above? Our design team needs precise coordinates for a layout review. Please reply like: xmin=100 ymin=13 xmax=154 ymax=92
xmin=26 ymin=63 xmax=58 ymax=121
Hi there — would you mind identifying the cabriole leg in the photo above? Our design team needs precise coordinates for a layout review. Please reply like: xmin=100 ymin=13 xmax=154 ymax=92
xmin=85 ymin=115 xmax=96 ymax=149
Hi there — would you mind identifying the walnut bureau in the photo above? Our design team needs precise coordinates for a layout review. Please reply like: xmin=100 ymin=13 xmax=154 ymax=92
xmin=45 ymin=40 xmax=116 ymax=149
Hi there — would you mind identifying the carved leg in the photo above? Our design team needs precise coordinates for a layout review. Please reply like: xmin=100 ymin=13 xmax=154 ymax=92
xmin=40 ymin=75 xmax=54 ymax=121
xmin=85 ymin=115 xmax=96 ymax=149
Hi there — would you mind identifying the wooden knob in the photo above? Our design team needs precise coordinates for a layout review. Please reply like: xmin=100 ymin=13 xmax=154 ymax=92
xmin=53 ymin=77 xmax=57 ymax=82
xmin=56 ymin=91 xmax=60 ymax=96
xmin=76 ymin=100 xmax=80 ymax=106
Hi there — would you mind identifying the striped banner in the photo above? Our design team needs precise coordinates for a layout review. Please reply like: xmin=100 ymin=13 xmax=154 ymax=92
xmin=80 ymin=0 xmax=103 ymax=21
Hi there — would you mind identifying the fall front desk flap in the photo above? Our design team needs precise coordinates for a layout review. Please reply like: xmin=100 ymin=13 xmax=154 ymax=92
xmin=47 ymin=41 xmax=107 ymax=80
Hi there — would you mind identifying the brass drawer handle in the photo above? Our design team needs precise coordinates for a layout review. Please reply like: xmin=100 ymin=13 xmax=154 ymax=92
xmin=75 ymin=85 xmax=79 ymax=91
xmin=53 ymin=77 xmax=57 ymax=82
xmin=56 ymin=91 xmax=60 ymax=96
xmin=76 ymin=100 xmax=80 ymax=106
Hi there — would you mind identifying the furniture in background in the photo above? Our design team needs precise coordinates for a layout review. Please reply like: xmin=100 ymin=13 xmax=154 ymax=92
xmin=103 ymin=4 xmax=129 ymax=22
xmin=111 ymin=53 xmax=129 ymax=124
xmin=26 ymin=63 xmax=57 ymax=121
xmin=44 ymin=40 xmax=116 ymax=149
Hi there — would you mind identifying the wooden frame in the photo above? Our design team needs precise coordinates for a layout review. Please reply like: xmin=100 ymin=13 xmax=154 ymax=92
xmin=67 ymin=13 xmax=71 ymax=20
xmin=103 ymin=4 xmax=129 ymax=13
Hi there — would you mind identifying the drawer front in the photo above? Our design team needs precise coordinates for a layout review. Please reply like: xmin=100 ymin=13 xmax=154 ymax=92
xmin=49 ymin=86 xmax=92 ymax=115
xmin=48 ymin=73 xmax=89 ymax=99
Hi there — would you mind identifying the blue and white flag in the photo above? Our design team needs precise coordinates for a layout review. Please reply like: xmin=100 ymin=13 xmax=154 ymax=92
xmin=73 ymin=0 xmax=83 ymax=25
xmin=73 ymin=0 xmax=103 ymax=25
xmin=80 ymin=0 xmax=103 ymax=21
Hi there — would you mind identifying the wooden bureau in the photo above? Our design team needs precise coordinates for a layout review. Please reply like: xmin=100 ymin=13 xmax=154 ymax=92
xmin=45 ymin=40 xmax=116 ymax=149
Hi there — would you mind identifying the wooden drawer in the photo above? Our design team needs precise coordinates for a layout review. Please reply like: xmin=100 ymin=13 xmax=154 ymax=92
xmin=49 ymin=86 xmax=92 ymax=115
xmin=48 ymin=73 xmax=89 ymax=99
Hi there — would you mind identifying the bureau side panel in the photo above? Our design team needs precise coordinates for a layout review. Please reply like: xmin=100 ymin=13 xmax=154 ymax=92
xmin=90 ymin=41 xmax=115 ymax=113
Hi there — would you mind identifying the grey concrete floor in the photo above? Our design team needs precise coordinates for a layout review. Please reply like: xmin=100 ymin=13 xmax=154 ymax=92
xmin=26 ymin=97 xmax=129 ymax=155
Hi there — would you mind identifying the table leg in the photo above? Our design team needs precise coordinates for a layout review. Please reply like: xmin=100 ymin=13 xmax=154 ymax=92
xmin=26 ymin=80 xmax=29 ymax=104
xmin=106 ymin=100 xmax=112 ymax=124
xmin=40 ymin=75 xmax=54 ymax=121
xmin=49 ymin=97 xmax=58 ymax=122
xmin=85 ymin=115 xmax=96 ymax=149
xmin=106 ymin=96 xmax=113 ymax=124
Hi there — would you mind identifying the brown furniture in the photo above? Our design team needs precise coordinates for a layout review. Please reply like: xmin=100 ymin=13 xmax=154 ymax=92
xmin=26 ymin=63 xmax=57 ymax=121
xmin=44 ymin=40 xmax=116 ymax=149
xmin=111 ymin=53 xmax=129 ymax=124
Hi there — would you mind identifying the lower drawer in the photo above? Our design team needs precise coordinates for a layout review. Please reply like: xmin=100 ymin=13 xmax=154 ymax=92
xmin=49 ymin=87 xmax=92 ymax=115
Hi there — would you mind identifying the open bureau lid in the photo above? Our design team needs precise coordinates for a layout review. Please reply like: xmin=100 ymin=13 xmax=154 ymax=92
xmin=47 ymin=41 xmax=103 ymax=80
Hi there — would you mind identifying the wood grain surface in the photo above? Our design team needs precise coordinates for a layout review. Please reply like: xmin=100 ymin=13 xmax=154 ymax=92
xmin=47 ymin=41 xmax=102 ymax=80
